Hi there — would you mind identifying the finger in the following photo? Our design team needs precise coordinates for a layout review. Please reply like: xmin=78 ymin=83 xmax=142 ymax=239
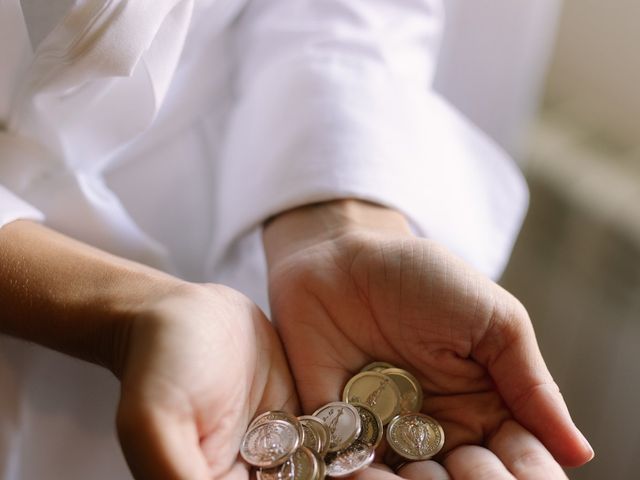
xmin=278 ymin=315 xmax=366 ymax=412
xmin=351 ymin=463 xmax=397 ymax=480
xmin=370 ymin=462 xmax=395 ymax=473
xmin=397 ymin=460 xmax=451 ymax=480
xmin=117 ymin=399 xmax=212 ymax=480
xmin=473 ymin=295 xmax=594 ymax=466
xmin=252 ymin=312 xmax=302 ymax=415
xmin=444 ymin=445 xmax=515 ymax=480
xmin=488 ymin=420 xmax=568 ymax=479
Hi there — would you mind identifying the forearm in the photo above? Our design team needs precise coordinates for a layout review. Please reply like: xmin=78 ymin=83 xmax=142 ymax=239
xmin=262 ymin=199 xmax=412 ymax=267
xmin=0 ymin=220 xmax=184 ymax=374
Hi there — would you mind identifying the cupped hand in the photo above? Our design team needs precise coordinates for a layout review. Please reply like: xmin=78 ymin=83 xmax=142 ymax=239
xmin=114 ymin=283 xmax=298 ymax=480
xmin=264 ymin=202 xmax=593 ymax=479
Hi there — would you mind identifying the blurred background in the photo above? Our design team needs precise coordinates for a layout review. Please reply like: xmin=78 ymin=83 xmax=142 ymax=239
xmin=435 ymin=1 xmax=640 ymax=478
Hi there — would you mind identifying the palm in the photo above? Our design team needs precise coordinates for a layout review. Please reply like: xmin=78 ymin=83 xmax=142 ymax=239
xmin=269 ymin=232 xmax=585 ymax=478
xmin=117 ymin=285 xmax=298 ymax=480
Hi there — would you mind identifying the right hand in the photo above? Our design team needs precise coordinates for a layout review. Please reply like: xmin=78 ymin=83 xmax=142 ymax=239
xmin=114 ymin=283 xmax=298 ymax=480
xmin=263 ymin=201 xmax=593 ymax=479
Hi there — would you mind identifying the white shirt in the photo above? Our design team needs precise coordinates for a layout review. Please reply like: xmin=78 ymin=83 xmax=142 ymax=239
xmin=0 ymin=1 xmax=528 ymax=478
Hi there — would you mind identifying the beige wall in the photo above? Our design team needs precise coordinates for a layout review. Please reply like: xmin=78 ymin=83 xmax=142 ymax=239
xmin=544 ymin=0 xmax=640 ymax=149
xmin=505 ymin=2 xmax=640 ymax=478
xmin=502 ymin=113 xmax=640 ymax=480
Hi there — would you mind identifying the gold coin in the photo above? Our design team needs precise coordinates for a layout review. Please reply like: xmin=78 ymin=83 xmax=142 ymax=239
xmin=292 ymin=446 xmax=319 ymax=480
xmin=342 ymin=371 xmax=401 ymax=425
xmin=299 ymin=415 xmax=330 ymax=457
xmin=382 ymin=368 xmax=424 ymax=413
xmin=351 ymin=403 xmax=384 ymax=449
xmin=251 ymin=411 xmax=305 ymax=442
xmin=386 ymin=413 xmax=445 ymax=461
xmin=325 ymin=441 xmax=375 ymax=478
xmin=360 ymin=361 xmax=395 ymax=373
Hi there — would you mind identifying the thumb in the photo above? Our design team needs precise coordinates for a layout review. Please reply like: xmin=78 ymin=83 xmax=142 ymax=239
xmin=116 ymin=396 xmax=212 ymax=480
xmin=474 ymin=295 xmax=594 ymax=467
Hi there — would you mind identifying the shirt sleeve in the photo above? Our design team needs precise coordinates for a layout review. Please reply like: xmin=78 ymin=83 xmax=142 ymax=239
xmin=0 ymin=133 xmax=45 ymax=229
xmin=0 ymin=3 xmax=44 ymax=228
xmin=0 ymin=186 xmax=44 ymax=228
xmin=214 ymin=0 xmax=529 ymax=280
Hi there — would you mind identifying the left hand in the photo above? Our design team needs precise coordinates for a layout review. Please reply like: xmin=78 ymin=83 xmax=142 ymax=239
xmin=263 ymin=200 xmax=593 ymax=480
xmin=115 ymin=283 xmax=298 ymax=480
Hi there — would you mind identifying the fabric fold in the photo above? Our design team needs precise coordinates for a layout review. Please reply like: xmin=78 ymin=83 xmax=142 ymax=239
xmin=10 ymin=0 xmax=195 ymax=167
xmin=0 ymin=0 xmax=196 ymax=270
xmin=211 ymin=0 xmax=528 ymax=280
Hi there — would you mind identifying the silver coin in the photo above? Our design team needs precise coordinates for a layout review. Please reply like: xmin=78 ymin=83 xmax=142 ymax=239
xmin=292 ymin=446 xmax=319 ymax=480
xmin=251 ymin=410 xmax=305 ymax=442
xmin=257 ymin=458 xmax=295 ymax=480
xmin=299 ymin=415 xmax=329 ymax=455
xmin=386 ymin=413 xmax=445 ymax=461
xmin=312 ymin=402 xmax=362 ymax=452
xmin=311 ymin=449 xmax=327 ymax=480
xmin=325 ymin=441 xmax=375 ymax=477
xmin=240 ymin=419 xmax=300 ymax=468
xmin=352 ymin=403 xmax=384 ymax=448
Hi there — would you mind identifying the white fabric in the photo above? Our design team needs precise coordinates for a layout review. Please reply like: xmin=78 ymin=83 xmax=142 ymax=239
xmin=0 ymin=0 xmax=528 ymax=478
xmin=19 ymin=0 xmax=75 ymax=48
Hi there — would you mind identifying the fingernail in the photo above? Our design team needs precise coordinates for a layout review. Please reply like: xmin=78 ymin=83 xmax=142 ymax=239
xmin=579 ymin=431 xmax=595 ymax=461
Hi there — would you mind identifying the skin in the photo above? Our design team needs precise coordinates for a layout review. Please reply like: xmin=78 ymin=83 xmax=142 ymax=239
xmin=116 ymin=284 xmax=299 ymax=479
xmin=263 ymin=199 xmax=594 ymax=480
xmin=0 ymin=197 xmax=594 ymax=479
xmin=0 ymin=221 xmax=298 ymax=480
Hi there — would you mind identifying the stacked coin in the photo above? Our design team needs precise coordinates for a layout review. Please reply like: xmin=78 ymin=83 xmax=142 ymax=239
xmin=346 ymin=362 xmax=445 ymax=462
xmin=240 ymin=362 xmax=444 ymax=479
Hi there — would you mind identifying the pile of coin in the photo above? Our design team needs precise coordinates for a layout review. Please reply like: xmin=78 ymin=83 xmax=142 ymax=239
xmin=240 ymin=361 xmax=444 ymax=479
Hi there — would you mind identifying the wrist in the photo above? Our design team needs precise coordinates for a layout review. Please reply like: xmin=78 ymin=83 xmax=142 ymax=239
xmin=96 ymin=270 xmax=191 ymax=377
xmin=262 ymin=199 xmax=412 ymax=269
xmin=0 ymin=220 xmax=188 ymax=376
xmin=42 ymin=261 xmax=188 ymax=377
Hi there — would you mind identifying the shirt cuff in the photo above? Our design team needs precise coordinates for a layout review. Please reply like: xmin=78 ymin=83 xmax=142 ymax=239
xmin=215 ymin=54 xmax=528 ymax=280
